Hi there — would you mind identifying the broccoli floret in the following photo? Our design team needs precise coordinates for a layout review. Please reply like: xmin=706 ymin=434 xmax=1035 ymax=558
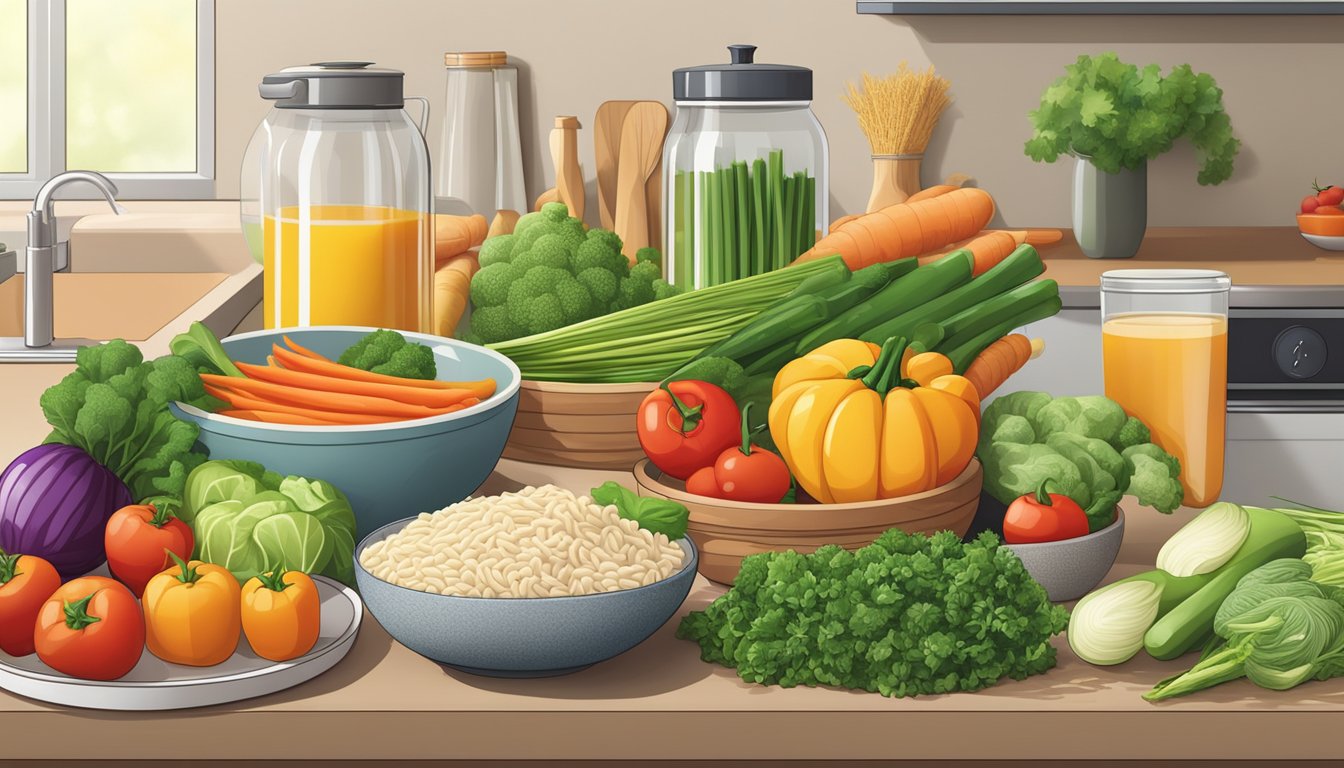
xmin=585 ymin=227 xmax=624 ymax=255
xmin=514 ymin=203 xmax=585 ymax=254
xmin=635 ymin=247 xmax=662 ymax=265
xmin=652 ymin=278 xmax=681 ymax=301
xmin=477 ymin=234 xmax=517 ymax=268
xmin=470 ymin=306 xmax=524 ymax=344
xmin=553 ymin=276 xmax=599 ymax=323
xmin=513 ymin=233 xmax=573 ymax=272
xmin=337 ymin=329 xmax=436 ymax=380
xmin=573 ymin=236 xmax=629 ymax=276
xmin=576 ymin=267 xmax=620 ymax=305
xmin=616 ymin=260 xmax=663 ymax=309
xmin=470 ymin=262 xmax=519 ymax=309
xmin=669 ymin=357 xmax=748 ymax=399
xmin=505 ymin=266 xmax=585 ymax=335
xmin=1111 ymin=416 xmax=1152 ymax=452
xmin=1124 ymin=450 xmax=1184 ymax=514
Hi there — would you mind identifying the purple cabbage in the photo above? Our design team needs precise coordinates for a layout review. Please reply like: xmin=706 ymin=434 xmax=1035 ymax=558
xmin=0 ymin=444 xmax=132 ymax=578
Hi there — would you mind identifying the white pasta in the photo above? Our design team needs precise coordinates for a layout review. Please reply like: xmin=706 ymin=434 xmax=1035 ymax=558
xmin=359 ymin=485 xmax=685 ymax=598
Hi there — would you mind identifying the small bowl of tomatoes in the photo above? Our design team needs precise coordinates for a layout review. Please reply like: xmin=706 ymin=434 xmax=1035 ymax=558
xmin=1000 ymin=487 xmax=1125 ymax=603
xmin=1297 ymin=182 xmax=1344 ymax=250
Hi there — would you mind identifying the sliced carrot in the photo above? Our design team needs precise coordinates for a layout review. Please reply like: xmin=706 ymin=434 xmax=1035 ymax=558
xmin=201 ymin=374 xmax=465 ymax=419
xmin=269 ymin=344 xmax=496 ymax=397
xmin=218 ymin=409 xmax=345 ymax=426
xmin=281 ymin=335 xmax=332 ymax=361
xmin=233 ymin=361 xmax=480 ymax=408
xmin=205 ymin=386 xmax=402 ymax=425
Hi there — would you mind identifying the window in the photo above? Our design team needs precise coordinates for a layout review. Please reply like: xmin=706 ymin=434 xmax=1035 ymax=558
xmin=0 ymin=0 xmax=214 ymax=199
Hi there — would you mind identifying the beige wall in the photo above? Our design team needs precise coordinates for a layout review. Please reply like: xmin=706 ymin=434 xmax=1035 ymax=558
xmin=216 ymin=0 xmax=1344 ymax=228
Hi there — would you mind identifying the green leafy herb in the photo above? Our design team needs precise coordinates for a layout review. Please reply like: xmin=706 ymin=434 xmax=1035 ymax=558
xmin=39 ymin=340 xmax=218 ymax=501
xmin=590 ymin=481 xmax=689 ymax=540
xmin=337 ymin=329 xmax=437 ymax=380
xmin=1025 ymin=52 xmax=1240 ymax=185
xmin=169 ymin=321 xmax=244 ymax=377
xmin=678 ymin=530 xmax=1069 ymax=698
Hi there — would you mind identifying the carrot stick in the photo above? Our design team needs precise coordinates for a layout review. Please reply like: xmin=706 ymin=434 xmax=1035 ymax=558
xmin=218 ymin=409 xmax=346 ymax=426
xmin=963 ymin=334 xmax=1039 ymax=399
xmin=280 ymin=335 xmax=331 ymax=361
xmin=201 ymin=374 xmax=467 ymax=419
xmin=269 ymin=344 xmax=496 ymax=396
xmin=793 ymin=187 xmax=995 ymax=270
xmin=233 ymin=361 xmax=479 ymax=408
xmin=205 ymin=386 xmax=402 ymax=425
xmin=435 ymin=253 xmax=479 ymax=337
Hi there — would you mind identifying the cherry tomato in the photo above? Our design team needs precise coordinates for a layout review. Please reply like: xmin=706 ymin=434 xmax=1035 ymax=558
xmin=35 ymin=576 xmax=144 ymax=680
xmin=1303 ymin=195 xmax=1321 ymax=214
xmin=1317 ymin=185 xmax=1344 ymax=207
xmin=0 ymin=548 xmax=62 ymax=657
xmin=105 ymin=502 xmax=195 ymax=597
xmin=1003 ymin=479 xmax=1091 ymax=544
xmin=685 ymin=466 xmax=719 ymax=497
xmin=695 ymin=404 xmax=792 ymax=503
xmin=1314 ymin=206 xmax=1344 ymax=216
xmin=637 ymin=381 xmax=740 ymax=480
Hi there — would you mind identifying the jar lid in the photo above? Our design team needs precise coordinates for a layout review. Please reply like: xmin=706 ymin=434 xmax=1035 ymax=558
xmin=445 ymin=51 xmax=508 ymax=68
xmin=259 ymin=62 xmax=404 ymax=109
xmin=673 ymin=44 xmax=812 ymax=102
xmin=1101 ymin=269 xmax=1232 ymax=294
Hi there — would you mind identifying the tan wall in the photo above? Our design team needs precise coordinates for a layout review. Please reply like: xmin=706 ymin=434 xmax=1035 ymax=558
xmin=216 ymin=0 xmax=1344 ymax=228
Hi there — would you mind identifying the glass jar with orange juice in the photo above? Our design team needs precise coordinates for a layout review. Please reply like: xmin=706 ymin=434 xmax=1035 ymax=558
xmin=250 ymin=63 xmax=432 ymax=333
xmin=1101 ymin=270 xmax=1231 ymax=509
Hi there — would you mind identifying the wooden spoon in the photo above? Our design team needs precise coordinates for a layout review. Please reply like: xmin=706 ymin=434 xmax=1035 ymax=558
xmin=553 ymin=116 xmax=584 ymax=220
xmin=613 ymin=102 xmax=669 ymax=260
xmin=594 ymin=101 xmax=637 ymax=230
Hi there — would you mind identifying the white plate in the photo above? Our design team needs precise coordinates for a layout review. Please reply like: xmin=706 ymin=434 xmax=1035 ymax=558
xmin=0 ymin=576 xmax=362 ymax=711
xmin=1301 ymin=232 xmax=1344 ymax=251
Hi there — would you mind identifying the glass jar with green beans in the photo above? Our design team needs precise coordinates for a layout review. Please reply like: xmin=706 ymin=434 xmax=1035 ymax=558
xmin=664 ymin=45 xmax=830 ymax=290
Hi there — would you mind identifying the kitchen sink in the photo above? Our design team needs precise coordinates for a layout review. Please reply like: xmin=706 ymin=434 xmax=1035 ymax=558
xmin=0 ymin=272 xmax=233 ymax=342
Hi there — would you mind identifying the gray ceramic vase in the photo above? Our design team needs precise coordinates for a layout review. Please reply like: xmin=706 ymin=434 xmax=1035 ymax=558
xmin=1072 ymin=156 xmax=1147 ymax=259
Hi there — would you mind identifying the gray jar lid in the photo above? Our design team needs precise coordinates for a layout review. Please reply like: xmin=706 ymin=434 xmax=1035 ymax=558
xmin=673 ymin=45 xmax=812 ymax=102
xmin=259 ymin=62 xmax=404 ymax=109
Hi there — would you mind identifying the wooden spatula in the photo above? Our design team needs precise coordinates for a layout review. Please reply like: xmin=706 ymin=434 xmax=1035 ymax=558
xmin=613 ymin=102 xmax=669 ymax=261
xmin=594 ymin=101 xmax=637 ymax=230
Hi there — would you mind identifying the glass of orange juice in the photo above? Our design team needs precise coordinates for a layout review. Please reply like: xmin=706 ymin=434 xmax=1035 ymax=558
xmin=1101 ymin=270 xmax=1231 ymax=509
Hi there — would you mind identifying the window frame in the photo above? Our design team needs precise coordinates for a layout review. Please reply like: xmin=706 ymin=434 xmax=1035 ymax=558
xmin=0 ymin=0 xmax=215 ymax=199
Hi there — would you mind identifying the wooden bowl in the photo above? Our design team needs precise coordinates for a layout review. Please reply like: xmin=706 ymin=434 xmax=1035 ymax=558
xmin=501 ymin=380 xmax=656 ymax=470
xmin=632 ymin=458 xmax=983 ymax=586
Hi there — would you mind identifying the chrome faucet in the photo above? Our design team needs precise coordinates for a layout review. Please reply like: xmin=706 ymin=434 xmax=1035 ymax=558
xmin=0 ymin=171 xmax=123 ymax=362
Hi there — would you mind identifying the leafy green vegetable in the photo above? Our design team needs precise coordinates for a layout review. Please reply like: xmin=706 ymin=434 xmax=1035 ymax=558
xmin=678 ymin=530 xmax=1069 ymax=698
xmin=468 ymin=202 xmax=680 ymax=344
xmin=1025 ymin=52 xmax=1240 ymax=185
xmin=1143 ymin=559 xmax=1344 ymax=701
xmin=169 ymin=321 xmax=244 ymax=377
xmin=978 ymin=391 xmax=1183 ymax=530
xmin=669 ymin=357 xmax=749 ymax=402
xmin=39 ymin=340 xmax=217 ymax=501
xmin=184 ymin=459 xmax=357 ymax=585
xmin=590 ymin=481 xmax=689 ymax=540
xmin=337 ymin=329 xmax=436 ymax=380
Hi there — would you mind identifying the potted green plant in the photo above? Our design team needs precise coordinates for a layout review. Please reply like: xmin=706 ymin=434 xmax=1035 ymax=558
xmin=1025 ymin=53 xmax=1240 ymax=259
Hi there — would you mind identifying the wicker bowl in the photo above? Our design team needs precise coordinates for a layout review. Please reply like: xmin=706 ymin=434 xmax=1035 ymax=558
xmin=501 ymin=380 xmax=655 ymax=470
xmin=632 ymin=458 xmax=983 ymax=586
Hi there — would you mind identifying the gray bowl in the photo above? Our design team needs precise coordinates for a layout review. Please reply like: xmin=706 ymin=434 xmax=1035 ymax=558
xmin=170 ymin=327 xmax=521 ymax=539
xmin=354 ymin=517 xmax=698 ymax=678
xmin=1004 ymin=509 xmax=1125 ymax=602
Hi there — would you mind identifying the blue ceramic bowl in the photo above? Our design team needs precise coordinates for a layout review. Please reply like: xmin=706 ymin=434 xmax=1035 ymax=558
xmin=170 ymin=327 xmax=521 ymax=539
xmin=354 ymin=517 xmax=698 ymax=678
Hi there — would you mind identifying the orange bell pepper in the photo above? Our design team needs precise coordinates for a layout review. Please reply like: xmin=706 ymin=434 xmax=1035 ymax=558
xmin=142 ymin=553 xmax=241 ymax=666
xmin=241 ymin=568 xmax=321 ymax=662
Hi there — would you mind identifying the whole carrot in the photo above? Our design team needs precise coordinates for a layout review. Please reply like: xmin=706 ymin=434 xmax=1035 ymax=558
xmin=201 ymin=374 xmax=460 ymax=419
xmin=270 ymin=344 xmax=496 ymax=397
xmin=206 ymin=387 xmax=403 ymax=425
xmin=233 ymin=361 xmax=478 ymax=408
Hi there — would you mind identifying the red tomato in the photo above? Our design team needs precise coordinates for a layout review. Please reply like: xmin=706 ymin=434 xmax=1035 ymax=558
xmin=695 ymin=404 xmax=792 ymax=503
xmin=35 ymin=576 xmax=144 ymax=680
xmin=685 ymin=466 xmax=719 ymax=497
xmin=637 ymin=381 xmax=740 ymax=480
xmin=1303 ymin=195 xmax=1321 ymax=214
xmin=105 ymin=503 xmax=195 ymax=597
xmin=1317 ymin=185 xmax=1344 ymax=207
xmin=1003 ymin=480 xmax=1091 ymax=544
xmin=0 ymin=549 xmax=62 ymax=657
xmin=1314 ymin=206 xmax=1344 ymax=216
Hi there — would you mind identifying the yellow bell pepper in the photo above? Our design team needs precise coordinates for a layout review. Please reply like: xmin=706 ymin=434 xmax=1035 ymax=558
xmin=241 ymin=568 xmax=321 ymax=662
xmin=142 ymin=553 xmax=241 ymax=667
xmin=769 ymin=336 xmax=981 ymax=504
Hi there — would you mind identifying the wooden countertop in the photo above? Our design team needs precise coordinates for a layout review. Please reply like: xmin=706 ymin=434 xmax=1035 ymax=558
xmin=1039 ymin=227 xmax=1344 ymax=287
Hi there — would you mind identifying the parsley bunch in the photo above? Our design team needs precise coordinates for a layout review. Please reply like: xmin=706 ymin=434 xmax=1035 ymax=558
xmin=677 ymin=529 xmax=1069 ymax=697
xmin=1025 ymin=52 xmax=1240 ymax=185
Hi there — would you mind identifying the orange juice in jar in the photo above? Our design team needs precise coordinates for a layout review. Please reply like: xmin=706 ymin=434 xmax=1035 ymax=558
xmin=1100 ymin=270 xmax=1231 ymax=509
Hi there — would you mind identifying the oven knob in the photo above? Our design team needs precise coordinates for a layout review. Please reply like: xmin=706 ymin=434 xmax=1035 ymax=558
xmin=1273 ymin=326 xmax=1327 ymax=379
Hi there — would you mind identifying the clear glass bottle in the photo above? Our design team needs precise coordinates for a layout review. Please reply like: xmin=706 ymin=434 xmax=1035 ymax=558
xmin=250 ymin=62 xmax=433 ymax=333
xmin=1101 ymin=269 xmax=1231 ymax=508
xmin=437 ymin=51 xmax=527 ymax=216
xmin=663 ymin=45 xmax=829 ymax=290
